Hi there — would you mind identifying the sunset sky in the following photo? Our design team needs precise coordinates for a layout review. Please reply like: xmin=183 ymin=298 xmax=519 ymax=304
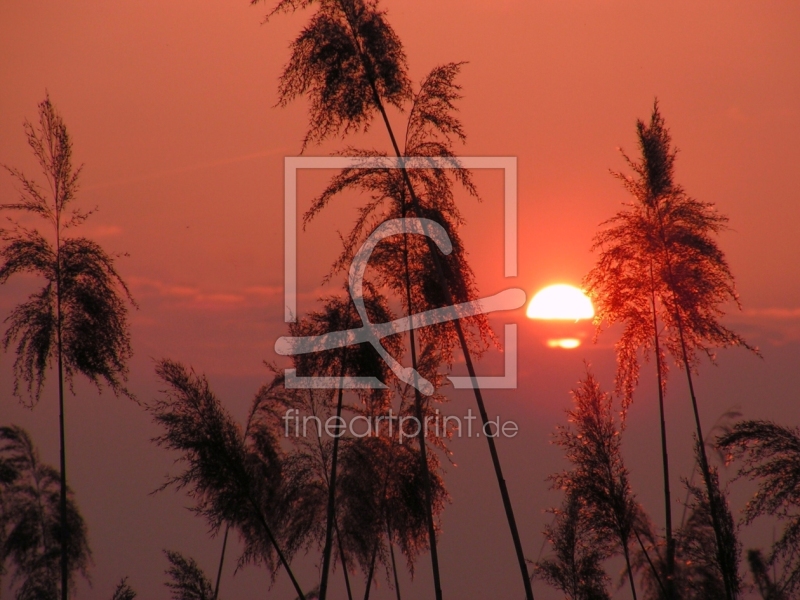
xmin=2 ymin=1 xmax=799 ymax=598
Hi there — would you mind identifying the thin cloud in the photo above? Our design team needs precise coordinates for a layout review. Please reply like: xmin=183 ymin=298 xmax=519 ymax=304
xmin=128 ymin=276 xmax=246 ymax=309
xmin=243 ymin=285 xmax=282 ymax=297
xmin=727 ymin=307 xmax=800 ymax=346
xmin=89 ymin=224 xmax=123 ymax=238
xmin=122 ymin=277 xmax=335 ymax=313
xmin=81 ymin=146 xmax=291 ymax=192
xmin=741 ymin=307 xmax=800 ymax=319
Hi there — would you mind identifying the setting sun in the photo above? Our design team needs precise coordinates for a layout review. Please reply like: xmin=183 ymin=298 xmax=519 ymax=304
xmin=546 ymin=338 xmax=581 ymax=349
xmin=526 ymin=284 xmax=595 ymax=321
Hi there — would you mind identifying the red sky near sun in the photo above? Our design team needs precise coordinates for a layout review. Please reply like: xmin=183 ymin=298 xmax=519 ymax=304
xmin=1 ymin=2 xmax=799 ymax=599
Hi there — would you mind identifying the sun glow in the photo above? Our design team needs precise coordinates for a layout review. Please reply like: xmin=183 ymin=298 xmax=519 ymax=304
xmin=547 ymin=338 xmax=581 ymax=349
xmin=526 ymin=284 xmax=594 ymax=321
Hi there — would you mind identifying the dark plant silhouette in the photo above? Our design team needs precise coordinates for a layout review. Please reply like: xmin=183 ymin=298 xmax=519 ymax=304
xmin=0 ymin=95 xmax=135 ymax=600
xmin=260 ymin=2 xmax=534 ymax=597
xmin=286 ymin=286 xmax=400 ymax=599
xmin=0 ymin=443 xmax=21 ymax=590
xmin=110 ymin=577 xmax=137 ymax=600
xmin=148 ymin=360 xmax=310 ymax=599
xmin=584 ymin=100 xmax=754 ymax=600
xmin=671 ymin=439 xmax=740 ymax=600
xmin=631 ymin=407 xmax=741 ymax=600
xmin=534 ymin=492 xmax=613 ymax=600
xmin=336 ymin=371 xmax=450 ymax=599
xmin=748 ymin=549 xmax=785 ymax=600
xmin=550 ymin=369 xmax=642 ymax=599
xmin=211 ymin=526 xmax=228 ymax=600
xmin=679 ymin=406 xmax=742 ymax=530
xmin=630 ymin=439 xmax=740 ymax=600
xmin=258 ymin=382 xmax=343 ymax=595
xmin=272 ymin=0 xmax=411 ymax=151
xmin=0 ymin=425 xmax=90 ymax=600
xmin=629 ymin=512 xmax=671 ymax=600
xmin=305 ymin=63 xmax=486 ymax=367
xmin=164 ymin=551 xmax=216 ymax=600
xmin=258 ymin=339 xmax=448 ymax=598
xmin=207 ymin=315 xmax=365 ymax=600
xmin=718 ymin=420 xmax=800 ymax=597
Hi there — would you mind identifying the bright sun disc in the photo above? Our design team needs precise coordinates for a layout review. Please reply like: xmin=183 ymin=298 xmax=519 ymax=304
xmin=547 ymin=338 xmax=581 ymax=349
xmin=526 ymin=284 xmax=594 ymax=320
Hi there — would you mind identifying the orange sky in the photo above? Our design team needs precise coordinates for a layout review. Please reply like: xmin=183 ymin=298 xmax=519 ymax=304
xmin=2 ymin=2 xmax=799 ymax=599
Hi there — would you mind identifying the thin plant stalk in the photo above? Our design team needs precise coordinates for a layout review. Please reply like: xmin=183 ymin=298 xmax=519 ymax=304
xmin=401 ymin=211 xmax=443 ymax=600
xmin=334 ymin=6 xmax=534 ymax=594
xmin=336 ymin=526 xmax=354 ymax=600
xmin=595 ymin=420 xmax=638 ymax=600
xmin=363 ymin=431 xmax=406 ymax=600
xmin=2 ymin=97 xmax=135 ymax=600
xmin=212 ymin=398 xmax=262 ymax=600
xmin=213 ymin=525 xmax=230 ymax=600
xmin=650 ymin=264 xmax=675 ymax=599
xmin=326 ymin=5 xmax=444 ymax=596
xmin=56 ymin=210 xmax=68 ymax=600
xmin=364 ymin=540 xmax=379 ymax=600
xmin=388 ymin=523 xmax=402 ymax=600
xmin=296 ymin=350 xmax=355 ymax=600
xmin=319 ymin=353 xmax=348 ymax=600
xmin=150 ymin=361 xmax=306 ymax=597
xmin=268 ymin=3 xmax=533 ymax=596
xmin=585 ymin=103 xmax=749 ymax=600
xmin=654 ymin=195 xmax=737 ymax=600
xmin=676 ymin=317 xmax=735 ymax=600
xmin=244 ymin=468 xmax=306 ymax=598
xmin=555 ymin=371 xmax=641 ymax=600
xmin=622 ymin=540 xmax=637 ymax=600
xmin=679 ymin=407 xmax=741 ymax=529
xmin=633 ymin=527 xmax=666 ymax=596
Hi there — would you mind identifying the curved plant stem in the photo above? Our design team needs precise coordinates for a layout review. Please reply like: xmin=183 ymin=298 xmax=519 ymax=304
xmin=650 ymin=264 xmax=675 ymax=600
xmin=213 ymin=399 xmax=263 ymax=600
xmin=363 ymin=540 xmax=379 ymax=600
xmin=400 ymin=217 xmax=443 ymax=600
xmin=245 ymin=489 xmax=306 ymax=599
xmin=388 ymin=523 xmax=402 ymax=600
xmin=622 ymin=539 xmax=638 ymax=600
xmin=319 ymin=353 xmax=347 ymax=600
xmin=652 ymin=203 xmax=737 ymax=600
xmin=632 ymin=527 xmax=666 ymax=597
xmin=213 ymin=525 xmax=229 ymax=600
xmin=675 ymin=317 xmax=735 ymax=600
xmin=320 ymin=5 xmax=536 ymax=597
xmin=332 ymin=7 xmax=533 ymax=600
xmin=54 ymin=174 xmax=69 ymax=600
xmin=335 ymin=525 xmax=354 ymax=600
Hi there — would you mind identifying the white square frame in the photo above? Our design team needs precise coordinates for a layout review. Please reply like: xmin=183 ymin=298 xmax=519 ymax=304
xmin=283 ymin=156 xmax=519 ymax=389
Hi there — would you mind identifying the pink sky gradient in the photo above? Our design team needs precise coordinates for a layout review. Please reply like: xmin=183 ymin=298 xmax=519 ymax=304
xmin=2 ymin=2 xmax=799 ymax=598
